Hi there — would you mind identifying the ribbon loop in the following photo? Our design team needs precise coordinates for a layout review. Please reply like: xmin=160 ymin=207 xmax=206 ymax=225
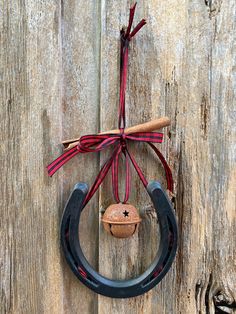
xmin=47 ymin=3 xmax=173 ymax=206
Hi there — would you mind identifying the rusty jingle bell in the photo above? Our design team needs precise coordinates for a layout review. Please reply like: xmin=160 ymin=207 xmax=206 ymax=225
xmin=101 ymin=203 xmax=141 ymax=238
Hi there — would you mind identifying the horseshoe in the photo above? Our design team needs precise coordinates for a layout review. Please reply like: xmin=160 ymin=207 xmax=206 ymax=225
xmin=60 ymin=181 xmax=178 ymax=298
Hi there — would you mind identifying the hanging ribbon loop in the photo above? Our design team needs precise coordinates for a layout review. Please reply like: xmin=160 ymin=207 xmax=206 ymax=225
xmin=47 ymin=3 xmax=173 ymax=207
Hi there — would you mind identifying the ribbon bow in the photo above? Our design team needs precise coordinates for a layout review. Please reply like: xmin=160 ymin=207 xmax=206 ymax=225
xmin=47 ymin=3 xmax=173 ymax=207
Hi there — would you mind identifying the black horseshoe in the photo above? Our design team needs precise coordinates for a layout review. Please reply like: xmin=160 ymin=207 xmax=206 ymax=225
xmin=60 ymin=181 xmax=178 ymax=298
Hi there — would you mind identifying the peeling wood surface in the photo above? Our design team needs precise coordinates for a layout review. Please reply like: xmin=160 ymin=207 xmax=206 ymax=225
xmin=0 ymin=1 xmax=235 ymax=314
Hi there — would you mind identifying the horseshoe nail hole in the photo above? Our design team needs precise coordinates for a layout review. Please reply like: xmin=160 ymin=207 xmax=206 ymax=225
xmin=123 ymin=210 xmax=129 ymax=217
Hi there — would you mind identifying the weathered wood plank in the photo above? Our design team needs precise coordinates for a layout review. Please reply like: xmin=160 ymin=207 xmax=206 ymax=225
xmin=98 ymin=0 xmax=236 ymax=313
xmin=98 ymin=1 xmax=170 ymax=313
xmin=0 ymin=0 xmax=100 ymax=313
xmin=170 ymin=1 xmax=236 ymax=313
xmin=0 ymin=1 xmax=64 ymax=313
xmin=60 ymin=1 xmax=100 ymax=313
xmin=1 ymin=0 xmax=235 ymax=313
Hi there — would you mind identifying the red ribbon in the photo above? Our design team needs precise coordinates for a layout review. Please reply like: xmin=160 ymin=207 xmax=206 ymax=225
xmin=47 ymin=3 xmax=173 ymax=207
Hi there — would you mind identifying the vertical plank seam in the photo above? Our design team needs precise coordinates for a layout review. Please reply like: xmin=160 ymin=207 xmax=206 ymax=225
xmin=59 ymin=1 xmax=65 ymax=311
xmin=96 ymin=0 xmax=102 ymax=312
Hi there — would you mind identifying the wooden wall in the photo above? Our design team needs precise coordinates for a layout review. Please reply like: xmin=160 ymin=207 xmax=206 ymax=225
xmin=1 ymin=0 xmax=235 ymax=313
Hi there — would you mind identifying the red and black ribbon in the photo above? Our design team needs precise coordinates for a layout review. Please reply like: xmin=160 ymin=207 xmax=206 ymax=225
xmin=47 ymin=3 xmax=173 ymax=207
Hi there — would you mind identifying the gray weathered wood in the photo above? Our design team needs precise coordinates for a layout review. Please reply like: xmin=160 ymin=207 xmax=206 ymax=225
xmin=1 ymin=0 xmax=235 ymax=313
xmin=0 ymin=1 xmax=100 ymax=313
xmin=60 ymin=1 xmax=100 ymax=313
xmin=0 ymin=1 xmax=64 ymax=313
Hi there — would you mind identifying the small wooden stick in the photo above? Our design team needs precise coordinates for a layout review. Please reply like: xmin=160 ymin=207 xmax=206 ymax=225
xmin=100 ymin=117 xmax=170 ymax=135
xmin=62 ymin=116 xmax=170 ymax=151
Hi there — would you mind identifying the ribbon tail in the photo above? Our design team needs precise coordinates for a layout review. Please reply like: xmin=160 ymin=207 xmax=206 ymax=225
xmin=82 ymin=146 xmax=120 ymax=207
xmin=148 ymin=143 xmax=173 ymax=192
xmin=126 ymin=148 xmax=148 ymax=188
xmin=125 ymin=2 xmax=137 ymax=37
xmin=47 ymin=146 xmax=80 ymax=177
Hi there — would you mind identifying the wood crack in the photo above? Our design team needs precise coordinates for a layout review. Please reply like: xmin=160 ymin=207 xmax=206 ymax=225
xmin=214 ymin=291 xmax=236 ymax=313
xmin=204 ymin=0 xmax=223 ymax=18
xmin=205 ymin=272 xmax=213 ymax=314
xmin=195 ymin=273 xmax=236 ymax=314
xmin=200 ymin=93 xmax=209 ymax=139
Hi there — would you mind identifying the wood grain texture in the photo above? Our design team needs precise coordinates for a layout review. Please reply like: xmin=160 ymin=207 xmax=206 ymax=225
xmin=0 ymin=0 xmax=100 ymax=313
xmin=59 ymin=1 xmax=100 ymax=313
xmin=1 ymin=0 xmax=235 ymax=314
xmin=0 ymin=1 xmax=64 ymax=313
xmin=99 ymin=0 xmax=236 ymax=313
